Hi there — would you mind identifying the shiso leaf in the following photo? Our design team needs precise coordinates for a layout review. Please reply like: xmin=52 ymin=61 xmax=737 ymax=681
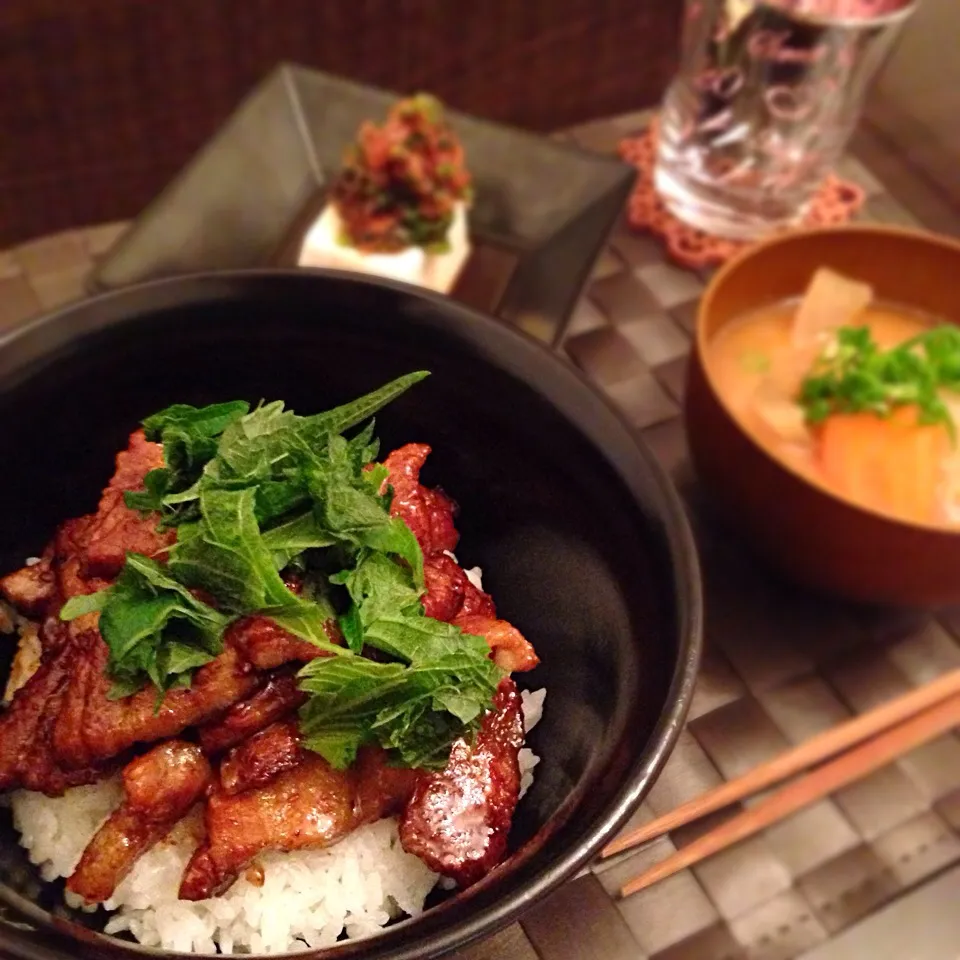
xmin=64 ymin=372 xmax=501 ymax=769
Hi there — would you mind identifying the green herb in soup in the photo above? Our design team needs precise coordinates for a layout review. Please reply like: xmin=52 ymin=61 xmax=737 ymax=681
xmin=800 ymin=324 xmax=960 ymax=438
xmin=739 ymin=351 xmax=771 ymax=375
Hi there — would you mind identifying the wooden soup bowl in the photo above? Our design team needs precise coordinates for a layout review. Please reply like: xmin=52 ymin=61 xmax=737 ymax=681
xmin=686 ymin=224 xmax=960 ymax=607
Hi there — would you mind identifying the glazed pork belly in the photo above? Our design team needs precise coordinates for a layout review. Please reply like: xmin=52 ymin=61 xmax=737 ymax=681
xmin=67 ymin=741 xmax=212 ymax=903
xmin=83 ymin=430 xmax=175 ymax=578
xmin=218 ymin=720 xmax=304 ymax=796
xmin=0 ymin=432 xmax=538 ymax=900
xmin=382 ymin=443 xmax=460 ymax=557
xmin=197 ymin=671 xmax=307 ymax=755
xmin=0 ymin=432 xmax=254 ymax=792
xmin=178 ymin=684 xmax=527 ymax=898
xmin=178 ymin=746 xmax=420 ymax=900
xmin=180 ymin=676 xmax=526 ymax=899
xmin=399 ymin=678 xmax=525 ymax=887
xmin=385 ymin=445 xmax=538 ymax=673
xmin=0 ymin=560 xmax=54 ymax=619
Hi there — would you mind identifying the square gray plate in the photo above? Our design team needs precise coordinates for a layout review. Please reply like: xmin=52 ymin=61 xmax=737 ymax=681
xmin=90 ymin=63 xmax=636 ymax=347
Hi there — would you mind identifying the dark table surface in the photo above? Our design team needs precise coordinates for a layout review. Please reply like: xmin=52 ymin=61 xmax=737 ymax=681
xmin=2 ymin=108 xmax=960 ymax=960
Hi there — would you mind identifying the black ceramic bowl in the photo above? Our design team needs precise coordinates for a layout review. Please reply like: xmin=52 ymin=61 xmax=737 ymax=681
xmin=0 ymin=271 xmax=701 ymax=960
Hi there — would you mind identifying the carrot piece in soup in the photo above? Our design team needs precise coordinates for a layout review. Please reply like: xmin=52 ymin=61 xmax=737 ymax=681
xmin=818 ymin=408 xmax=950 ymax=525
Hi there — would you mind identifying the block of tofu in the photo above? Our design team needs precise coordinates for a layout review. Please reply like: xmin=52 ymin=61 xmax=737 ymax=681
xmin=299 ymin=202 xmax=471 ymax=295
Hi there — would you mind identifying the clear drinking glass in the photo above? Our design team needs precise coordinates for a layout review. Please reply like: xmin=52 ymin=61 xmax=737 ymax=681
xmin=655 ymin=0 xmax=917 ymax=240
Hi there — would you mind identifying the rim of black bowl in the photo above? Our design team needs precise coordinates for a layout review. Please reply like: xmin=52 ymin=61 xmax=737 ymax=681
xmin=0 ymin=267 xmax=703 ymax=960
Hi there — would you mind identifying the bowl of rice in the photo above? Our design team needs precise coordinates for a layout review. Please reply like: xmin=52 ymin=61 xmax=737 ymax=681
xmin=0 ymin=269 xmax=702 ymax=959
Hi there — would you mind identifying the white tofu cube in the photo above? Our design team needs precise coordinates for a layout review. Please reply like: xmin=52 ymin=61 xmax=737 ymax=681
xmin=298 ymin=202 xmax=471 ymax=295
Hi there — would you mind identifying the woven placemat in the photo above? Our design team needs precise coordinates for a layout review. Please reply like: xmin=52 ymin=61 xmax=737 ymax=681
xmin=0 ymin=110 xmax=957 ymax=960
xmin=618 ymin=118 xmax=866 ymax=270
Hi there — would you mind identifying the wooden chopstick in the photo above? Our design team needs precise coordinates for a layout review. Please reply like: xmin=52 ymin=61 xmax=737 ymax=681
xmin=603 ymin=668 xmax=960 ymax=859
xmin=620 ymin=691 xmax=960 ymax=898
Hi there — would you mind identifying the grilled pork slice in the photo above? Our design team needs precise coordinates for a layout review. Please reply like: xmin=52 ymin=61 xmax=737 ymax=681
xmin=3 ymin=619 xmax=41 ymax=704
xmin=0 ymin=619 xmax=253 ymax=792
xmin=0 ymin=427 xmax=182 ymax=790
xmin=197 ymin=671 xmax=307 ymax=755
xmin=0 ymin=423 xmax=345 ymax=789
xmin=39 ymin=430 xmax=268 ymax=771
xmin=0 ymin=513 xmax=106 ymax=623
xmin=179 ymin=747 xmax=419 ymax=900
xmin=225 ymin=615 xmax=336 ymax=671
xmin=422 ymin=553 xmax=496 ymax=623
xmin=0 ymin=559 xmax=54 ymax=618
xmin=383 ymin=444 xmax=459 ymax=557
xmin=0 ymin=629 xmax=110 ymax=794
xmin=67 ymin=741 xmax=212 ymax=904
xmin=52 ymin=517 xmax=110 ymax=604
xmin=452 ymin=615 xmax=539 ymax=674
xmin=352 ymin=745 xmax=422 ymax=826
xmin=219 ymin=721 xmax=303 ymax=796
xmin=404 ymin=459 xmax=538 ymax=674
xmin=423 ymin=557 xmax=539 ymax=671
xmin=399 ymin=678 xmax=524 ymax=887
xmin=422 ymin=553 xmax=468 ymax=621
xmin=1 ymin=599 xmax=320 ymax=783
xmin=83 ymin=430 xmax=175 ymax=579
xmin=179 ymin=753 xmax=357 ymax=900
xmin=53 ymin=634 xmax=260 ymax=770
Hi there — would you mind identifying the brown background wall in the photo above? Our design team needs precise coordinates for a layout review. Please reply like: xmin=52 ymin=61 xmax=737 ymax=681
xmin=865 ymin=0 xmax=960 ymax=215
xmin=0 ymin=0 xmax=682 ymax=247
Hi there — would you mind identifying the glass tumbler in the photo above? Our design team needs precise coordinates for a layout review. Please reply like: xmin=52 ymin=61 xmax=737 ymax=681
xmin=655 ymin=0 xmax=917 ymax=240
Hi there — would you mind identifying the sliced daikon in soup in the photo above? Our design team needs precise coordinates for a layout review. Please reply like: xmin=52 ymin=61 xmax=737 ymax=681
xmin=752 ymin=378 xmax=811 ymax=447
xmin=710 ymin=268 xmax=876 ymax=427
xmin=708 ymin=304 xmax=813 ymax=448
xmin=792 ymin=268 xmax=874 ymax=350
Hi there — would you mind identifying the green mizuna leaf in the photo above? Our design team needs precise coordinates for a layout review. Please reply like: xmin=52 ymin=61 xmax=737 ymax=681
xmin=60 ymin=590 xmax=110 ymax=620
xmin=74 ymin=553 xmax=230 ymax=699
xmin=260 ymin=510 xmax=337 ymax=570
xmin=123 ymin=468 xmax=172 ymax=515
xmin=305 ymin=372 xmax=430 ymax=438
xmin=332 ymin=552 xmax=423 ymax=630
xmin=298 ymin=650 xmax=501 ymax=770
xmin=142 ymin=400 xmax=253 ymax=443
xmin=260 ymin=511 xmax=338 ymax=553
xmin=125 ymin=400 xmax=251 ymax=524
xmin=169 ymin=487 xmax=294 ymax=611
xmin=308 ymin=549 xmax=502 ymax=766
xmin=305 ymin=436 xmax=424 ymax=584
xmin=77 ymin=371 xmax=502 ymax=769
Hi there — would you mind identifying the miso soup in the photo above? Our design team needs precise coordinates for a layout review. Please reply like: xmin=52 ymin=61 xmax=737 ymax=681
xmin=707 ymin=268 xmax=960 ymax=528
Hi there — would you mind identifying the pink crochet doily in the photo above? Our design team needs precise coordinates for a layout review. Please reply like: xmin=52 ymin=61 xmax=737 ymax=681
xmin=618 ymin=119 xmax=866 ymax=271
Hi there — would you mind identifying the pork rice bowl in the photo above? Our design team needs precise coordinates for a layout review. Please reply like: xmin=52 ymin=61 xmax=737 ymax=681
xmin=0 ymin=372 xmax=545 ymax=954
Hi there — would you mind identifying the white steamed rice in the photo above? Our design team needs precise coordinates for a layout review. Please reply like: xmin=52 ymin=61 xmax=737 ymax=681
xmin=7 ymin=562 xmax=545 ymax=954
xmin=10 ymin=691 xmax=543 ymax=954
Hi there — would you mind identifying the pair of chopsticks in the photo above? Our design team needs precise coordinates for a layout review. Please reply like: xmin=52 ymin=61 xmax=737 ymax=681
xmin=605 ymin=668 xmax=960 ymax=898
